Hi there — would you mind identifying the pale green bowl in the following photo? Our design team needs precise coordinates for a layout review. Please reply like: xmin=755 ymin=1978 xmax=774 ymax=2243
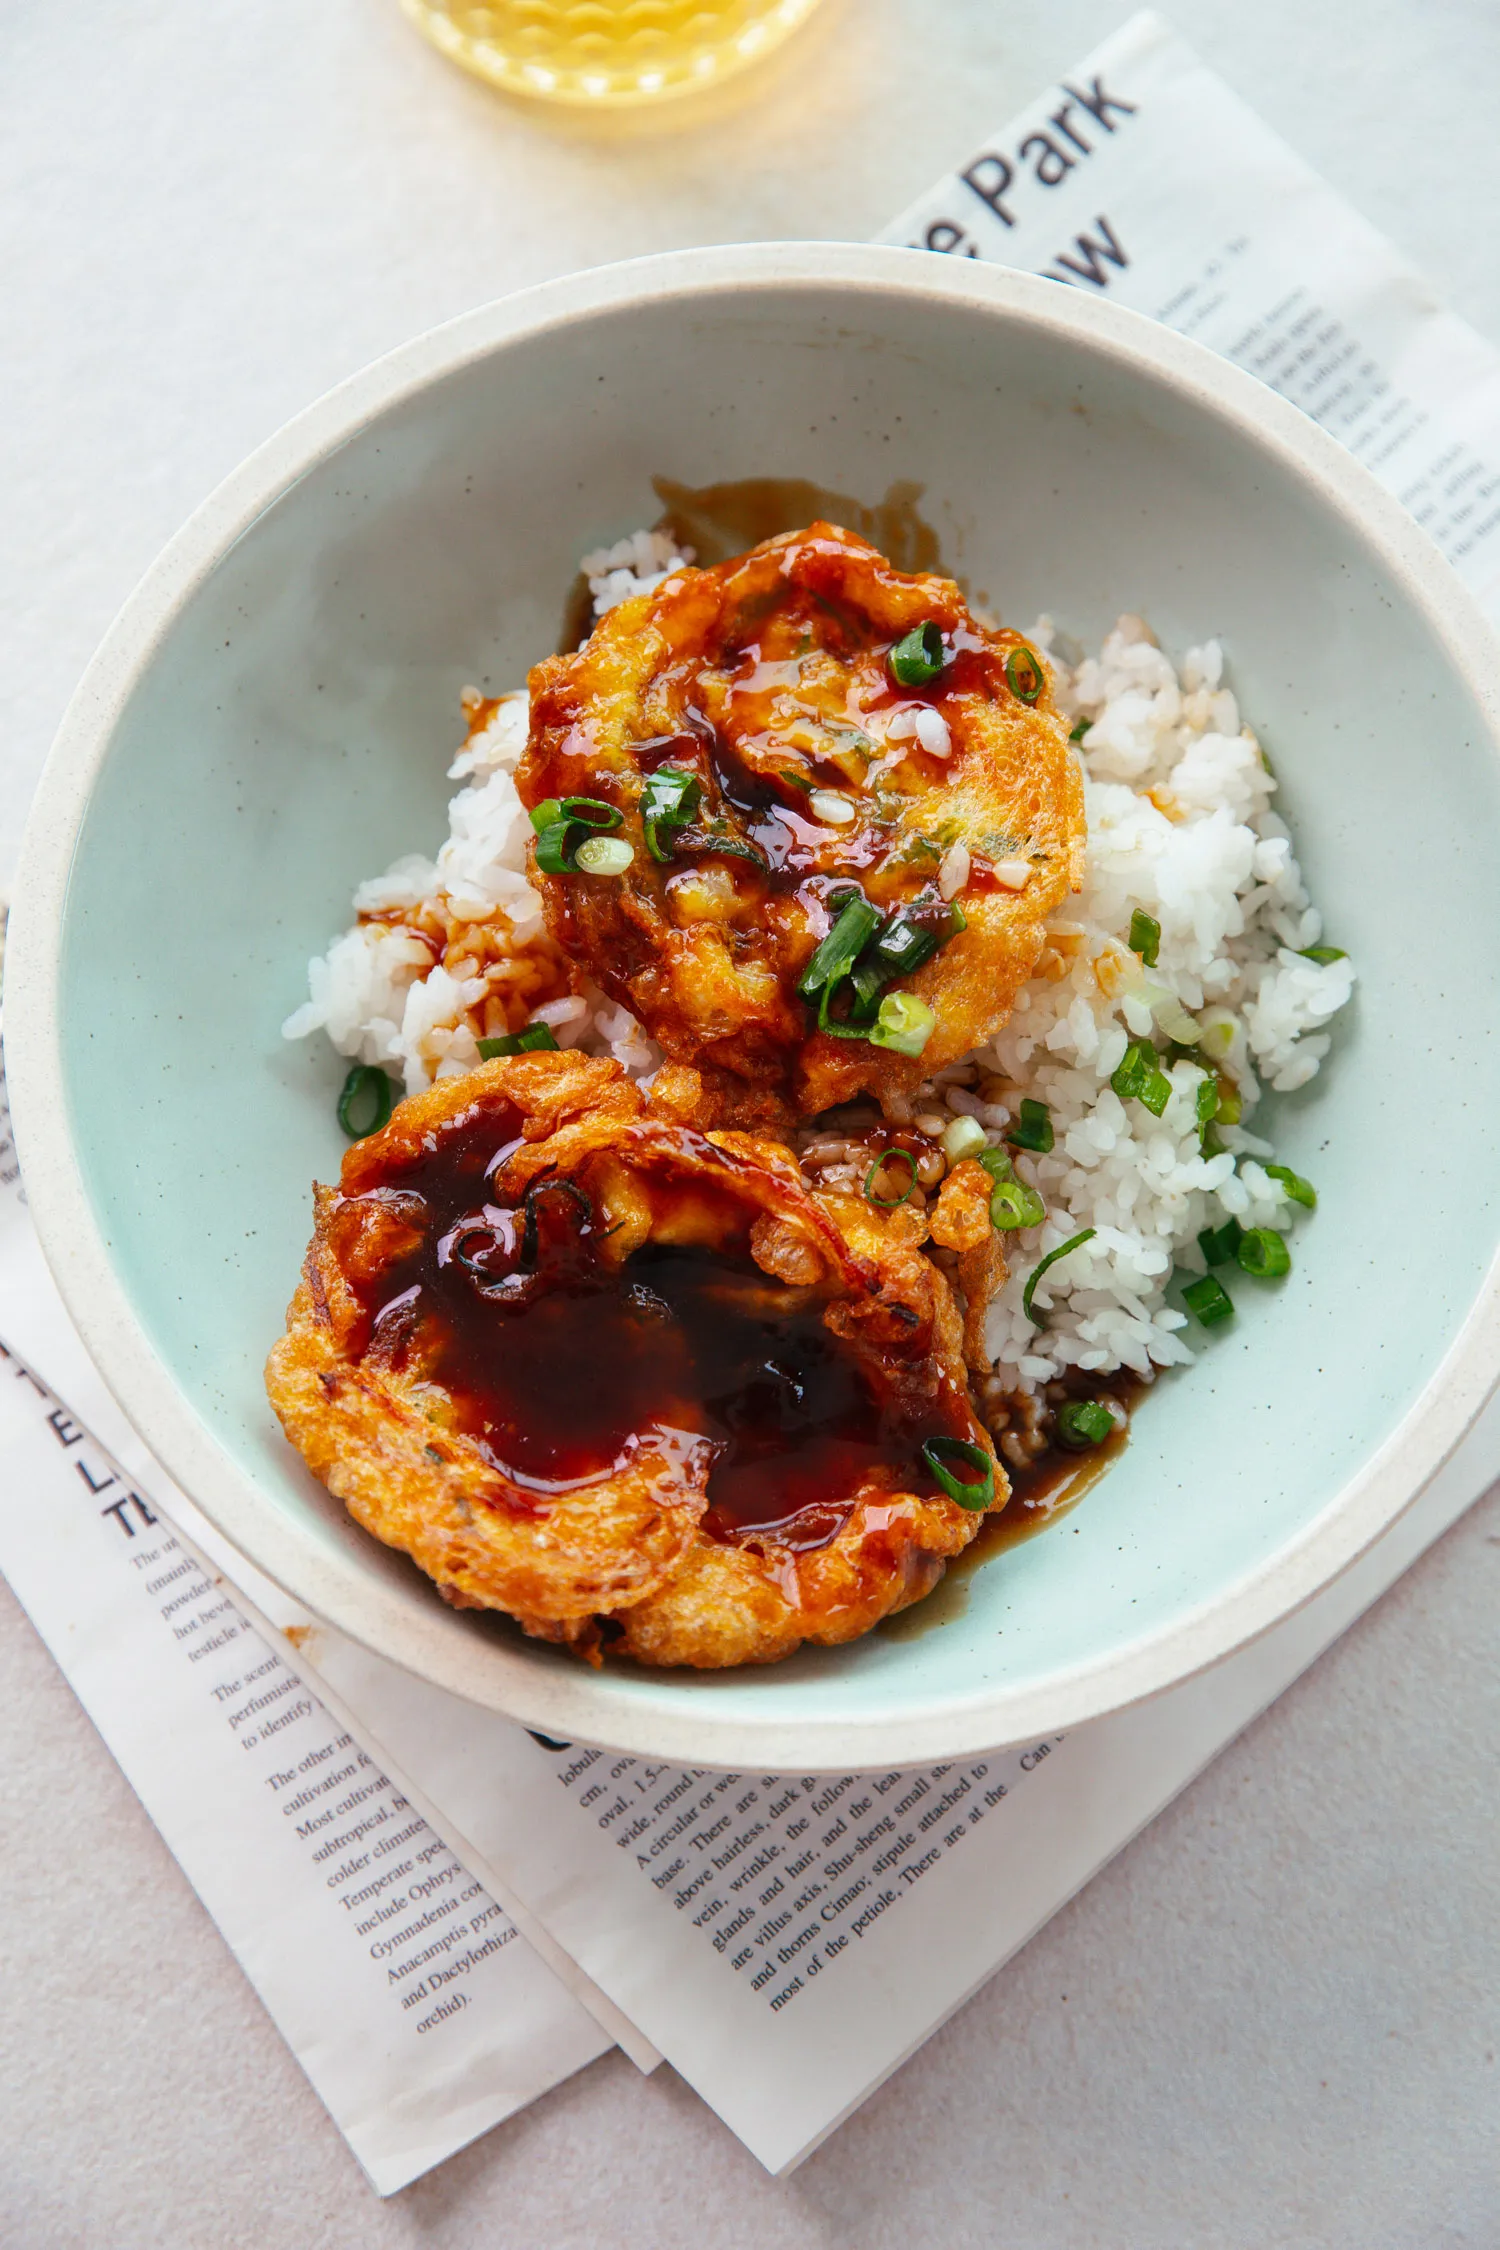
xmin=10 ymin=245 xmax=1500 ymax=1770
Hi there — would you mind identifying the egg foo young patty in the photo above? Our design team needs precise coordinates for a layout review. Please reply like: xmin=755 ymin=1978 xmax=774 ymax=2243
xmin=519 ymin=522 xmax=1086 ymax=1119
xmin=265 ymin=1052 xmax=1005 ymax=1669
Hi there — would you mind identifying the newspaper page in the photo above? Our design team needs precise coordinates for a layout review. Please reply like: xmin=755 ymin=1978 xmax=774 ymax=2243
xmin=0 ymin=1083 xmax=627 ymax=2196
xmin=881 ymin=10 xmax=1500 ymax=623
xmin=0 ymin=1346 xmax=617 ymax=2194
xmin=7 ymin=7 xmax=1500 ymax=2189
xmin=5 ymin=1184 xmax=1495 ymax=2176
xmin=288 ymin=1404 xmax=1497 ymax=2175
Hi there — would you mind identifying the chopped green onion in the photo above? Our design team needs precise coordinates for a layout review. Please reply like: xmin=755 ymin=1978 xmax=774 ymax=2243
xmin=336 ymin=1065 xmax=394 ymax=1140
xmin=1215 ymin=1079 xmax=1243 ymax=1127
xmin=528 ymin=795 xmax=619 ymax=836
xmin=976 ymin=1147 xmax=1015 ymax=1185
xmin=1182 ymin=1273 xmax=1234 ymax=1327
xmin=811 ymin=901 xmax=961 ymax=1050
xmin=1299 ymin=945 xmax=1346 ymax=965
xmin=477 ymin=1024 xmax=559 ymax=1059
xmin=532 ymin=796 xmax=624 ymax=874
xmin=676 ymin=824 xmax=769 ymax=869
xmin=921 ymin=1435 xmax=994 ymax=1510
xmin=1110 ymin=1037 xmax=1172 ymax=1117
xmin=798 ymin=891 xmax=882 ymax=999
xmin=1196 ymin=1010 xmax=1237 ymax=1063
xmin=889 ymin=622 xmax=946 ymax=686
xmin=1069 ymin=717 xmax=1091 ymax=744
xmin=779 ymin=769 xmax=814 ymax=793
xmin=1128 ymin=909 xmax=1161 ymax=967
xmin=1194 ymin=1074 xmax=1220 ymax=1129
xmin=533 ymin=822 xmax=578 ymax=873
xmin=1007 ymin=1098 xmax=1054 ymax=1154
xmin=942 ymin=1115 xmax=988 ymax=1164
xmin=1110 ymin=1039 xmax=1149 ymax=1100
xmin=1056 ymin=1397 xmax=1116 ymax=1448
xmin=1197 ymin=1216 xmax=1243 ymax=1267
xmin=1137 ymin=1071 xmax=1172 ymax=1119
xmin=990 ymin=1176 xmax=1047 ymax=1231
xmin=864 ymin=1149 xmax=918 ymax=1208
xmin=1145 ymin=982 xmax=1201 ymax=1046
xmin=1004 ymin=645 xmax=1045 ymax=705
xmin=817 ymin=978 xmax=881 ymax=1040
xmin=1022 ymin=1227 xmax=1096 ymax=1324
xmin=640 ymin=766 xmax=702 ymax=862
xmin=1266 ymin=1162 xmax=1316 ymax=1209
xmin=854 ymin=900 xmax=959 ymax=993
xmin=574 ymin=835 xmax=634 ymax=875
xmin=869 ymin=991 xmax=936 ymax=1056
xmin=1236 ymin=1226 xmax=1291 ymax=1279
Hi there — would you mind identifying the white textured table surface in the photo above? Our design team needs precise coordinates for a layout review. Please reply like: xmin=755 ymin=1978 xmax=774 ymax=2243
xmin=4 ymin=3 xmax=1499 ymax=2241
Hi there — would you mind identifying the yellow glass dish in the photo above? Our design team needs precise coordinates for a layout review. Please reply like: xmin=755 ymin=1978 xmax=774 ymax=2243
xmin=401 ymin=0 xmax=826 ymax=107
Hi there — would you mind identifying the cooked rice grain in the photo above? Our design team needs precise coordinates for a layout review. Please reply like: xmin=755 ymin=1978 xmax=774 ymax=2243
xmin=284 ymin=553 xmax=1353 ymax=1399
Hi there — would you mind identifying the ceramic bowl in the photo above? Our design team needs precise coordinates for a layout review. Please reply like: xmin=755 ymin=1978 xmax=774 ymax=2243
xmin=10 ymin=243 xmax=1500 ymax=1771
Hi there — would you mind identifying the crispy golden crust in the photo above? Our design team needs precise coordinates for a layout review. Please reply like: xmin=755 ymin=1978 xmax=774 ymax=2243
xmin=265 ymin=1054 xmax=1005 ymax=1668
xmin=520 ymin=522 xmax=1085 ymax=1117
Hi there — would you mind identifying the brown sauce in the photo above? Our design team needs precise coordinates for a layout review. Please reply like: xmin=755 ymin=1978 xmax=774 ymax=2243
xmin=340 ymin=1109 xmax=975 ymax=1553
xmin=651 ymin=475 xmax=944 ymax=575
xmin=557 ymin=478 xmax=945 ymax=656
xmin=880 ymin=1377 xmax=1144 ymax=1640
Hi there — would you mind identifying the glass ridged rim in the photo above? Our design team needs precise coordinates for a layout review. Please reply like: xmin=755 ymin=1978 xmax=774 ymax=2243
xmin=399 ymin=0 xmax=826 ymax=106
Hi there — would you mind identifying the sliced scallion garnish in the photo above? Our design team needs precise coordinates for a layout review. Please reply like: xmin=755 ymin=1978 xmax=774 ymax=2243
xmin=817 ymin=979 xmax=882 ymax=1040
xmin=1110 ymin=1037 xmax=1172 ymax=1117
xmin=575 ymin=835 xmax=634 ymax=875
xmin=1298 ymin=945 xmax=1346 ymax=965
xmin=1069 ymin=717 xmax=1091 ymax=745
xmin=863 ymin=1149 xmax=918 ymax=1208
xmin=1236 ymin=1226 xmax=1291 ymax=1279
xmin=675 ymin=824 xmax=769 ymax=869
xmin=336 ymin=1065 xmax=395 ymax=1140
xmin=1129 ymin=909 xmax=1161 ymax=967
xmin=1056 ymin=1397 xmax=1115 ymax=1448
xmin=640 ymin=766 xmax=702 ymax=863
xmin=1007 ymin=1098 xmax=1054 ymax=1154
xmin=1197 ymin=1216 xmax=1243 ymax=1267
xmin=1004 ymin=645 xmax=1045 ymax=705
xmin=1266 ymin=1163 xmax=1316 ymax=1209
xmin=855 ymin=900 xmax=961 ymax=990
xmin=1182 ymin=1273 xmax=1234 ymax=1326
xmin=531 ymin=796 xmax=623 ymax=874
xmin=920 ymin=1435 xmax=994 ymax=1510
xmin=976 ymin=1147 xmax=1014 ymax=1184
xmin=802 ymin=891 xmax=966 ymax=1049
xmin=797 ymin=891 xmax=883 ymax=1000
xmin=1194 ymin=1074 xmax=1220 ymax=1129
xmin=989 ymin=1175 xmax=1046 ymax=1231
xmin=889 ymin=621 xmax=945 ymax=686
xmin=528 ymin=796 xmax=618 ymax=834
xmin=942 ymin=1115 xmax=988 ymax=1164
xmin=1022 ymin=1227 xmax=1096 ymax=1324
xmin=477 ymin=1024 xmax=559 ymax=1059
xmin=869 ymin=991 xmax=935 ymax=1056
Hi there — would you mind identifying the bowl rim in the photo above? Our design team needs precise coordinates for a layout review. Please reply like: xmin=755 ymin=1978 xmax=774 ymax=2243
xmin=9 ymin=239 xmax=1500 ymax=1771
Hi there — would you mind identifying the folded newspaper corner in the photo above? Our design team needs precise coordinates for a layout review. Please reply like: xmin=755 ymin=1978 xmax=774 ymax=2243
xmin=6 ymin=4 xmax=1500 ymax=2194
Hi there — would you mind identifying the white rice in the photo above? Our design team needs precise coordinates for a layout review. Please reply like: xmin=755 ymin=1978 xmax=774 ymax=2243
xmin=284 ymin=549 xmax=1354 ymax=1403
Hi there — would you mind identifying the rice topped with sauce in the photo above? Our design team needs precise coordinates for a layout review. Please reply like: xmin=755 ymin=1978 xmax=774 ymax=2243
xmin=284 ymin=529 xmax=1354 ymax=1432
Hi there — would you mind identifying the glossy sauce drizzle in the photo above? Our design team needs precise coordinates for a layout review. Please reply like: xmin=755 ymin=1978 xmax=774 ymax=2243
xmin=339 ymin=1108 xmax=978 ymax=1552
